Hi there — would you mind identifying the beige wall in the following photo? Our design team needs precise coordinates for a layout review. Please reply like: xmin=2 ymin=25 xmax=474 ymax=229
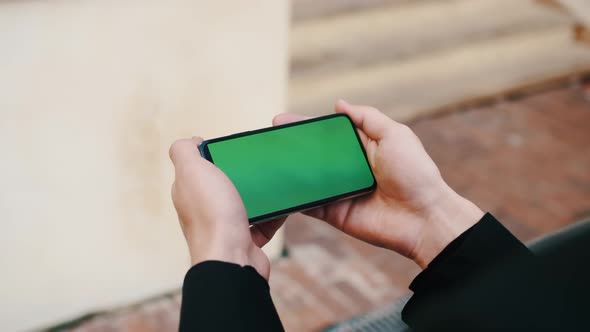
xmin=0 ymin=1 xmax=289 ymax=331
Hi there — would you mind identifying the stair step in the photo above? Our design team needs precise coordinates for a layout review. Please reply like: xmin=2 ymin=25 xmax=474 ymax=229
xmin=289 ymin=26 xmax=590 ymax=121
xmin=291 ymin=0 xmax=572 ymax=80
xmin=292 ymin=0 xmax=420 ymax=22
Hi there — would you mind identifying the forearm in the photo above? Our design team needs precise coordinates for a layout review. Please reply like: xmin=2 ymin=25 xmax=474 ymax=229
xmin=402 ymin=213 xmax=544 ymax=331
xmin=179 ymin=261 xmax=284 ymax=331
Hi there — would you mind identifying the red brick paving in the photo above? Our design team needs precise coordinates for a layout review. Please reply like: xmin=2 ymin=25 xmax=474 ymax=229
xmin=61 ymin=87 xmax=590 ymax=332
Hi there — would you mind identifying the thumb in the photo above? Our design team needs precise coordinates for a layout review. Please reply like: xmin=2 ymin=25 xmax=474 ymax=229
xmin=250 ymin=217 xmax=286 ymax=248
xmin=169 ymin=137 xmax=202 ymax=166
xmin=335 ymin=100 xmax=394 ymax=140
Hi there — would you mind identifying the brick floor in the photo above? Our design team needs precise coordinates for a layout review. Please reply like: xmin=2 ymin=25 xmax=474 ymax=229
xmin=61 ymin=86 xmax=590 ymax=332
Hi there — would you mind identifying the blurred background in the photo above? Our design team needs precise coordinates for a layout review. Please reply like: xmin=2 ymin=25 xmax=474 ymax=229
xmin=1 ymin=0 xmax=589 ymax=331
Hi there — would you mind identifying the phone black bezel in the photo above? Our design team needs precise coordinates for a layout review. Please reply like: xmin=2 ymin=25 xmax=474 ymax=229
xmin=198 ymin=113 xmax=377 ymax=224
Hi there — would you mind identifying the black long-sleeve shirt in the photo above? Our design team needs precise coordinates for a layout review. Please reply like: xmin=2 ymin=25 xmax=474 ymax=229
xmin=179 ymin=213 xmax=590 ymax=331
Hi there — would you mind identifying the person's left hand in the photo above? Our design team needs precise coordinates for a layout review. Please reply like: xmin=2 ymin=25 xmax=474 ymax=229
xmin=169 ymin=137 xmax=284 ymax=280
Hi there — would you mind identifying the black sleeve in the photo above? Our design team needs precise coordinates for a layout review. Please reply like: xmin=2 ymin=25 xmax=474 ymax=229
xmin=179 ymin=261 xmax=284 ymax=331
xmin=401 ymin=213 xmax=586 ymax=331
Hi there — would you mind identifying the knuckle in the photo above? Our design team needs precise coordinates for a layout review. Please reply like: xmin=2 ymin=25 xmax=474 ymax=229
xmin=360 ymin=105 xmax=381 ymax=115
xmin=393 ymin=123 xmax=413 ymax=136
xmin=168 ymin=141 xmax=180 ymax=160
xmin=401 ymin=124 xmax=414 ymax=135
xmin=366 ymin=106 xmax=381 ymax=114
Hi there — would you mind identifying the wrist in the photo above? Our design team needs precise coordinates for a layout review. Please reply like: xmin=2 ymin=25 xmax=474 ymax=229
xmin=413 ymin=185 xmax=484 ymax=269
xmin=189 ymin=242 xmax=270 ymax=280
xmin=189 ymin=244 xmax=251 ymax=267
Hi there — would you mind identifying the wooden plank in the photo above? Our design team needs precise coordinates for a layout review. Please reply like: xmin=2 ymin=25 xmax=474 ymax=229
xmin=292 ymin=0 xmax=412 ymax=22
xmin=291 ymin=0 xmax=572 ymax=80
xmin=536 ymin=1 xmax=590 ymax=46
xmin=289 ymin=26 xmax=590 ymax=121
xmin=536 ymin=0 xmax=566 ymax=11
xmin=574 ymin=23 xmax=590 ymax=45
xmin=559 ymin=0 xmax=590 ymax=26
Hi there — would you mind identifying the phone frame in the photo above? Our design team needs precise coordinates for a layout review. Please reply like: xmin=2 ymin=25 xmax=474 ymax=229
xmin=199 ymin=113 xmax=376 ymax=224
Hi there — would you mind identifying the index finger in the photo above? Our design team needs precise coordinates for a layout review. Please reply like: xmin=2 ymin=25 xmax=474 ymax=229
xmin=272 ymin=113 xmax=311 ymax=126
xmin=335 ymin=100 xmax=393 ymax=140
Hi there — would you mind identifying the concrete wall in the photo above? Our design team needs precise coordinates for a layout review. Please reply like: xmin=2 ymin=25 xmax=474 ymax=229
xmin=0 ymin=1 xmax=289 ymax=331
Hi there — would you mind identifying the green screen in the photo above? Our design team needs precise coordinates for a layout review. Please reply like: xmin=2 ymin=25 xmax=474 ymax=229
xmin=206 ymin=115 xmax=375 ymax=221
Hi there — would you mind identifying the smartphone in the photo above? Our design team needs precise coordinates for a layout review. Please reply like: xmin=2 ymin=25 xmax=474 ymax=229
xmin=199 ymin=114 xmax=376 ymax=224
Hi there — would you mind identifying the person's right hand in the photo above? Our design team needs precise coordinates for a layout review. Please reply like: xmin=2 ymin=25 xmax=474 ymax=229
xmin=273 ymin=101 xmax=484 ymax=269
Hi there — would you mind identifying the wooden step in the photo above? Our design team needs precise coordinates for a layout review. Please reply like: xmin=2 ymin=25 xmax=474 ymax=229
xmin=292 ymin=0 xmax=418 ymax=22
xmin=289 ymin=25 xmax=590 ymax=121
xmin=291 ymin=0 xmax=572 ymax=80
xmin=575 ymin=23 xmax=590 ymax=45
xmin=557 ymin=0 xmax=590 ymax=26
xmin=538 ymin=0 xmax=590 ymax=46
